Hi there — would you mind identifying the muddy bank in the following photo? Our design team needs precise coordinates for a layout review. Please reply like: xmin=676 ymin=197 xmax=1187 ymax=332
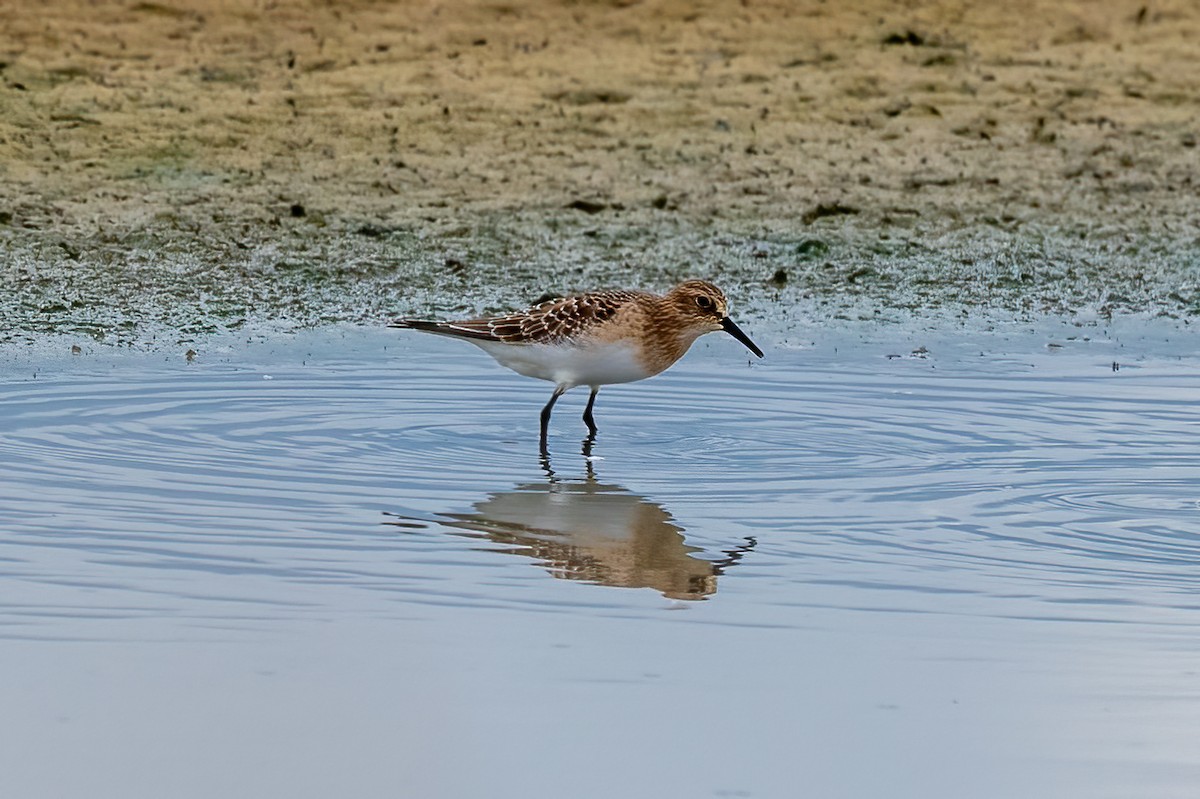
xmin=1 ymin=0 xmax=1198 ymax=345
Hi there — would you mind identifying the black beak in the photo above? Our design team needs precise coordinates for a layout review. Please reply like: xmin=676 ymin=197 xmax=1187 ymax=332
xmin=720 ymin=317 xmax=764 ymax=358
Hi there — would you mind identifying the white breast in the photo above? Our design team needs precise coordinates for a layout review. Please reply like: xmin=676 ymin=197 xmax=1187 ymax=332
xmin=471 ymin=340 xmax=650 ymax=389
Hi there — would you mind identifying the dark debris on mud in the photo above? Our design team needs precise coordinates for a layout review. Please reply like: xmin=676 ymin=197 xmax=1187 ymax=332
xmin=2 ymin=209 xmax=1198 ymax=349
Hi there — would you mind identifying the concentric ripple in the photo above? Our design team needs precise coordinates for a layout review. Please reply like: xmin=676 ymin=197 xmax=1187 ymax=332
xmin=3 ymin=332 xmax=1200 ymax=638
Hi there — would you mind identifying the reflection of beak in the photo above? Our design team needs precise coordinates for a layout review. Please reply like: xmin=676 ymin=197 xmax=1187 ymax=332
xmin=720 ymin=317 xmax=764 ymax=358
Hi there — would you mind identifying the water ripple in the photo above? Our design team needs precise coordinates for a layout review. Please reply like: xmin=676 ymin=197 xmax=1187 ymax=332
xmin=3 ymin=340 xmax=1200 ymax=636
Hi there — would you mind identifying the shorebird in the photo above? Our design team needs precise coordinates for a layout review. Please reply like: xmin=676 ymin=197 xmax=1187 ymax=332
xmin=390 ymin=280 xmax=763 ymax=451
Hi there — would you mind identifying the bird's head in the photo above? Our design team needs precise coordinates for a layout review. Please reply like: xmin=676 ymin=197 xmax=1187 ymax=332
xmin=666 ymin=280 xmax=763 ymax=358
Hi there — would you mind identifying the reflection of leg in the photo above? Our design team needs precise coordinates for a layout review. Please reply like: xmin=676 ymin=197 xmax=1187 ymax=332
xmin=581 ymin=434 xmax=597 ymax=480
xmin=540 ymin=386 xmax=566 ymax=454
xmin=539 ymin=450 xmax=556 ymax=481
xmin=582 ymin=387 xmax=600 ymax=436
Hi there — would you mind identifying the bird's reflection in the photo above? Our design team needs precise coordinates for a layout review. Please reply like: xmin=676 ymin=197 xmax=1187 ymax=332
xmin=387 ymin=440 xmax=755 ymax=600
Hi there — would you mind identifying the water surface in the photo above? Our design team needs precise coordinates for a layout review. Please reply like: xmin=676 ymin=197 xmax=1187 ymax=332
xmin=2 ymin=322 xmax=1199 ymax=798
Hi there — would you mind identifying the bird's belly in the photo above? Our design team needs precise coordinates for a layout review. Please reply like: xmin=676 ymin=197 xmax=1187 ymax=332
xmin=475 ymin=340 xmax=649 ymax=387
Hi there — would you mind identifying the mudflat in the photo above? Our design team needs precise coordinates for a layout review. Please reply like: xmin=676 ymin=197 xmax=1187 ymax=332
xmin=2 ymin=0 xmax=1198 ymax=340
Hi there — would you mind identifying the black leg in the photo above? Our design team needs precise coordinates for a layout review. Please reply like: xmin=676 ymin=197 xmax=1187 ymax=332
xmin=540 ymin=387 xmax=565 ymax=454
xmin=582 ymin=387 xmax=600 ymax=436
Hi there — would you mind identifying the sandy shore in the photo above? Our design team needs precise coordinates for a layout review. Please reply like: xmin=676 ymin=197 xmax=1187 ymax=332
xmin=1 ymin=0 xmax=1198 ymax=342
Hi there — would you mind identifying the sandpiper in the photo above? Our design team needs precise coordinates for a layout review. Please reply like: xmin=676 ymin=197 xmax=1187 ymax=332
xmin=390 ymin=280 xmax=763 ymax=451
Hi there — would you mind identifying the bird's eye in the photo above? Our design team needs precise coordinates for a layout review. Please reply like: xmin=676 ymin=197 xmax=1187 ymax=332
xmin=696 ymin=295 xmax=713 ymax=310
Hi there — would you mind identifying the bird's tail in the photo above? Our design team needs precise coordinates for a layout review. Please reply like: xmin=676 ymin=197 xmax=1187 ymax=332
xmin=388 ymin=319 xmax=439 ymax=331
xmin=388 ymin=318 xmax=497 ymax=341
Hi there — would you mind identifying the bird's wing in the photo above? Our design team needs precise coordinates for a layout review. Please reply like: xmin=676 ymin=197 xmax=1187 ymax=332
xmin=392 ymin=290 xmax=644 ymax=344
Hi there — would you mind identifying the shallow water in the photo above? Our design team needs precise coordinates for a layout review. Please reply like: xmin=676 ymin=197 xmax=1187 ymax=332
xmin=3 ymin=322 xmax=1200 ymax=798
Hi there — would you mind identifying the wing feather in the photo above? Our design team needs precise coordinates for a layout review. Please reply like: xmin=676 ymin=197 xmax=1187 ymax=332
xmin=391 ymin=290 xmax=645 ymax=344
